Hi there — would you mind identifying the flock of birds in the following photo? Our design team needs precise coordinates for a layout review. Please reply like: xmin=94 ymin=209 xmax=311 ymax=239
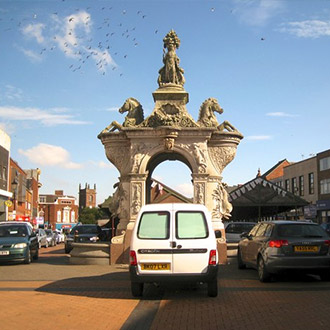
xmin=1 ymin=3 xmax=265 ymax=77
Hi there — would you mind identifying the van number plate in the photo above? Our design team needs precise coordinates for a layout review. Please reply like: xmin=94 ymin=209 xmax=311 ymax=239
xmin=141 ymin=263 xmax=170 ymax=270
xmin=294 ymin=246 xmax=318 ymax=252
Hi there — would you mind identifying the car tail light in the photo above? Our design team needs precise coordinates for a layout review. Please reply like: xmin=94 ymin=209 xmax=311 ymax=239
xmin=268 ymin=240 xmax=289 ymax=248
xmin=325 ymin=240 xmax=330 ymax=246
xmin=209 ymin=249 xmax=217 ymax=265
xmin=130 ymin=250 xmax=137 ymax=266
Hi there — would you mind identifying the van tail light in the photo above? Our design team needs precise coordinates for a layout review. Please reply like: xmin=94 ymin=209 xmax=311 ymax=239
xmin=268 ymin=240 xmax=289 ymax=248
xmin=130 ymin=250 xmax=137 ymax=266
xmin=209 ymin=249 xmax=217 ymax=265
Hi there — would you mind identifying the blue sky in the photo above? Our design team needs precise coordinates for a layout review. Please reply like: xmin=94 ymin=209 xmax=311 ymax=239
xmin=1 ymin=0 xmax=330 ymax=204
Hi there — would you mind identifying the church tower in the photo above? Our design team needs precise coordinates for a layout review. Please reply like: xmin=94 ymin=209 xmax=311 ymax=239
xmin=78 ymin=183 xmax=96 ymax=212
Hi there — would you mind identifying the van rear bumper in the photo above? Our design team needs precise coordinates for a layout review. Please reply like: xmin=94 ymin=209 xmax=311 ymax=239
xmin=129 ymin=265 xmax=218 ymax=283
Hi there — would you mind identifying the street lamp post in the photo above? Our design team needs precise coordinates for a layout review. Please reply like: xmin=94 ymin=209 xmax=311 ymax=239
xmin=11 ymin=179 xmax=18 ymax=220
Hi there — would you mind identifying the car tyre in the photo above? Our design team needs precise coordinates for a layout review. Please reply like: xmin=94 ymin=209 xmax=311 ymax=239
xmin=207 ymin=278 xmax=218 ymax=297
xmin=320 ymin=271 xmax=330 ymax=281
xmin=33 ymin=249 xmax=39 ymax=260
xmin=65 ymin=246 xmax=71 ymax=254
xmin=237 ymin=248 xmax=246 ymax=269
xmin=24 ymin=250 xmax=32 ymax=264
xmin=257 ymin=256 xmax=271 ymax=282
xmin=131 ymin=282 xmax=144 ymax=297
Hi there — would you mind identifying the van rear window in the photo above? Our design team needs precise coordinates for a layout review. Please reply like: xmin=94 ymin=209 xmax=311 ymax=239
xmin=137 ymin=212 xmax=169 ymax=239
xmin=176 ymin=211 xmax=208 ymax=239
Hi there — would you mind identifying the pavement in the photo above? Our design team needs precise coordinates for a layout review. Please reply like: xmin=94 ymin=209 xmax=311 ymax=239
xmin=1 ymin=245 xmax=330 ymax=330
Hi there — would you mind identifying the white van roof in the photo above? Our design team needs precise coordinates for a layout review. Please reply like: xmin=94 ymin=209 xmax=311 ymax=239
xmin=139 ymin=203 xmax=209 ymax=212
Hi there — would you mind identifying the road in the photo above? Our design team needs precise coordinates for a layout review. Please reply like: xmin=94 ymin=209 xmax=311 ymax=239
xmin=1 ymin=245 xmax=330 ymax=330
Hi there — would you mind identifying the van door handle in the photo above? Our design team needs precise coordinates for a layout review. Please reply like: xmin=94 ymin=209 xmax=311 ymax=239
xmin=170 ymin=241 xmax=176 ymax=248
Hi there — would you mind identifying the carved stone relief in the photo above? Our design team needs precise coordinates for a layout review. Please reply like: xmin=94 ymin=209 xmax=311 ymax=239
xmin=208 ymin=146 xmax=237 ymax=175
xmin=194 ymin=182 xmax=205 ymax=204
xmin=131 ymin=182 xmax=142 ymax=216
xmin=212 ymin=182 xmax=233 ymax=220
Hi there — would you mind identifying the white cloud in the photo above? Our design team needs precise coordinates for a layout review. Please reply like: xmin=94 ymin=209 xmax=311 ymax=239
xmin=0 ymin=122 xmax=15 ymax=135
xmin=18 ymin=47 xmax=42 ymax=62
xmin=88 ymin=161 xmax=114 ymax=169
xmin=233 ymin=0 xmax=285 ymax=26
xmin=19 ymin=143 xmax=83 ymax=169
xmin=245 ymin=135 xmax=272 ymax=140
xmin=278 ymin=20 xmax=330 ymax=38
xmin=0 ymin=106 xmax=90 ymax=126
xmin=174 ymin=183 xmax=193 ymax=198
xmin=266 ymin=112 xmax=298 ymax=117
xmin=106 ymin=107 xmax=119 ymax=112
xmin=22 ymin=23 xmax=45 ymax=43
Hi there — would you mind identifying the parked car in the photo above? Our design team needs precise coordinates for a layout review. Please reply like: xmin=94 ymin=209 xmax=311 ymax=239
xmin=35 ymin=228 xmax=48 ymax=248
xmin=129 ymin=203 xmax=221 ymax=297
xmin=73 ymin=224 xmax=100 ymax=243
xmin=321 ymin=223 xmax=330 ymax=235
xmin=0 ymin=221 xmax=39 ymax=264
xmin=45 ymin=229 xmax=57 ymax=247
xmin=225 ymin=222 xmax=256 ymax=245
xmin=64 ymin=226 xmax=76 ymax=254
xmin=237 ymin=220 xmax=330 ymax=282
xmin=53 ymin=230 xmax=65 ymax=244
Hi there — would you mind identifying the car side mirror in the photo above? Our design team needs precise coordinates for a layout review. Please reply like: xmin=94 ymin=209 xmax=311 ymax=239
xmin=215 ymin=230 xmax=222 ymax=239
xmin=240 ymin=232 xmax=248 ymax=238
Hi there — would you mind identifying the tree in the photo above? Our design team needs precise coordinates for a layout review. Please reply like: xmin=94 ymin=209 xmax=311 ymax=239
xmin=78 ymin=207 xmax=108 ymax=224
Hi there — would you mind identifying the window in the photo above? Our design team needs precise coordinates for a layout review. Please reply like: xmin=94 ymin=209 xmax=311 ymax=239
xmin=308 ymin=173 xmax=314 ymax=194
xmin=138 ymin=212 xmax=169 ymax=239
xmin=176 ymin=211 xmax=208 ymax=239
xmin=299 ymin=175 xmax=304 ymax=196
xmin=60 ymin=200 xmax=72 ymax=205
xmin=89 ymin=195 xmax=93 ymax=202
xmin=57 ymin=210 xmax=61 ymax=222
xmin=285 ymin=179 xmax=290 ymax=191
xmin=320 ymin=179 xmax=330 ymax=195
xmin=39 ymin=196 xmax=46 ymax=203
xmin=320 ymin=156 xmax=330 ymax=171
xmin=292 ymin=177 xmax=297 ymax=194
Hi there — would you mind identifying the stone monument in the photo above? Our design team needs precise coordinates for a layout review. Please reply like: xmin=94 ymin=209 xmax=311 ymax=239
xmin=98 ymin=30 xmax=243 ymax=264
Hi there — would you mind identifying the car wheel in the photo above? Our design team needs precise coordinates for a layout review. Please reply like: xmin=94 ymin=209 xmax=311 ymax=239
xmin=257 ymin=256 xmax=271 ymax=282
xmin=65 ymin=246 xmax=71 ymax=254
xmin=320 ymin=271 xmax=330 ymax=281
xmin=131 ymin=282 xmax=144 ymax=297
xmin=33 ymin=250 xmax=39 ymax=260
xmin=207 ymin=278 xmax=218 ymax=297
xmin=24 ymin=250 xmax=32 ymax=264
xmin=237 ymin=248 xmax=246 ymax=269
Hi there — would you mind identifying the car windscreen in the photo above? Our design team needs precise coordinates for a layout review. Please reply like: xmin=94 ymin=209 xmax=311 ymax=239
xmin=277 ymin=224 xmax=327 ymax=238
xmin=176 ymin=211 xmax=208 ymax=239
xmin=74 ymin=226 xmax=98 ymax=234
xmin=225 ymin=223 xmax=255 ymax=234
xmin=0 ymin=225 xmax=28 ymax=237
xmin=137 ymin=212 xmax=169 ymax=239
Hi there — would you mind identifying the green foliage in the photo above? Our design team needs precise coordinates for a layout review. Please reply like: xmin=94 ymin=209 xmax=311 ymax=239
xmin=78 ymin=207 xmax=108 ymax=224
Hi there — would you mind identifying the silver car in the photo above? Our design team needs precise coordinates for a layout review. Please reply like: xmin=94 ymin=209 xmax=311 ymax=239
xmin=35 ymin=228 xmax=48 ymax=248
xmin=237 ymin=221 xmax=330 ymax=282
xmin=225 ymin=222 xmax=256 ymax=245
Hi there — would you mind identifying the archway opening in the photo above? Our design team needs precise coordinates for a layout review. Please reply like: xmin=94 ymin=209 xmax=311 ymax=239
xmin=146 ymin=152 xmax=193 ymax=204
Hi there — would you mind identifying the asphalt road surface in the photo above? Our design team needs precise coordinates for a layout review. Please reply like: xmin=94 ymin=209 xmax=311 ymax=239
xmin=1 ymin=245 xmax=330 ymax=330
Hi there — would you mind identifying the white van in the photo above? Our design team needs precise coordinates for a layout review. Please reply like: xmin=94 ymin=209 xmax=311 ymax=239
xmin=129 ymin=203 xmax=221 ymax=297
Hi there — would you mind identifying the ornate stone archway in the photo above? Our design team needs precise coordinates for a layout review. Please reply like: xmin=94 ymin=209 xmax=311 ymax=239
xmin=98 ymin=30 xmax=243 ymax=251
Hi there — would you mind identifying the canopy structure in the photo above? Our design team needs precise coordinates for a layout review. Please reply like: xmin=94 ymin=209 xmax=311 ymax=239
xmin=228 ymin=177 xmax=309 ymax=221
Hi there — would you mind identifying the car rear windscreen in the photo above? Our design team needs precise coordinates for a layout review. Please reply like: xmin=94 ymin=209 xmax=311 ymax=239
xmin=277 ymin=224 xmax=326 ymax=238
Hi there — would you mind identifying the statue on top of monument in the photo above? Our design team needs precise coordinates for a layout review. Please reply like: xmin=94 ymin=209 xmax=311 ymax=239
xmin=158 ymin=30 xmax=185 ymax=87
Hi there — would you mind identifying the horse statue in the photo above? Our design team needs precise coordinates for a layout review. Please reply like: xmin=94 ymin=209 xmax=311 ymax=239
xmin=197 ymin=98 xmax=223 ymax=128
xmin=197 ymin=97 xmax=239 ymax=132
xmin=101 ymin=98 xmax=144 ymax=133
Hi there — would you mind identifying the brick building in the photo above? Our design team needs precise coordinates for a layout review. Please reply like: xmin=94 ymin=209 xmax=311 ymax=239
xmin=78 ymin=183 xmax=97 ymax=212
xmin=0 ymin=128 xmax=11 ymax=221
xmin=39 ymin=190 xmax=78 ymax=230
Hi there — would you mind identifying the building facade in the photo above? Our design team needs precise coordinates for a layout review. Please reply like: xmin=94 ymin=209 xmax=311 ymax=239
xmin=39 ymin=190 xmax=78 ymax=230
xmin=0 ymin=129 xmax=12 ymax=221
xmin=78 ymin=183 xmax=97 ymax=212
xmin=265 ymin=149 xmax=330 ymax=223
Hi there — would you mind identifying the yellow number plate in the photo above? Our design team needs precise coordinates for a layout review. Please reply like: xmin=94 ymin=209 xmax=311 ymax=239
xmin=141 ymin=263 xmax=170 ymax=270
xmin=294 ymin=246 xmax=318 ymax=252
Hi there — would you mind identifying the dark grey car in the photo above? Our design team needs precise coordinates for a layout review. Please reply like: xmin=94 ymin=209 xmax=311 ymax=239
xmin=237 ymin=221 xmax=330 ymax=282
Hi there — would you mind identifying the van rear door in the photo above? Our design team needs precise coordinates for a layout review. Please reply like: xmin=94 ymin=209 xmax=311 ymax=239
xmin=172 ymin=210 xmax=212 ymax=274
xmin=135 ymin=210 xmax=173 ymax=274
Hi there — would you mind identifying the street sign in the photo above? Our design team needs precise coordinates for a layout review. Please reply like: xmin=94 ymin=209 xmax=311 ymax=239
xmin=5 ymin=200 xmax=12 ymax=207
